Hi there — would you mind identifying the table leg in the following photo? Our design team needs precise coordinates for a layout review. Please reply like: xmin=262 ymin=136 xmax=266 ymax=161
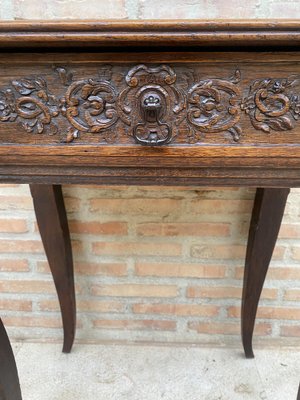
xmin=30 ymin=184 xmax=76 ymax=353
xmin=0 ymin=318 xmax=22 ymax=400
xmin=242 ymin=187 xmax=290 ymax=358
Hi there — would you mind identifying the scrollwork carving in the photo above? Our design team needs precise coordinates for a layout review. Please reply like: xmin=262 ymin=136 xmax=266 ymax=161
xmin=241 ymin=77 xmax=300 ymax=133
xmin=60 ymin=79 xmax=119 ymax=138
xmin=187 ymin=69 xmax=242 ymax=142
xmin=0 ymin=77 xmax=59 ymax=135
xmin=1 ymin=64 xmax=300 ymax=145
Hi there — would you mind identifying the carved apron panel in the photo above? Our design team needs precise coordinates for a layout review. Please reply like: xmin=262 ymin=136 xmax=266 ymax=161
xmin=1 ymin=62 xmax=300 ymax=146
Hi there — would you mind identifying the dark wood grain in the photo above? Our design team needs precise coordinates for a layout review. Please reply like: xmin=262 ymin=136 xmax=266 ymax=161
xmin=0 ymin=50 xmax=299 ymax=188
xmin=0 ymin=20 xmax=300 ymax=49
xmin=0 ymin=318 xmax=22 ymax=400
xmin=30 ymin=184 xmax=76 ymax=353
xmin=0 ymin=55 xmax=300 ymax=147
xmin=242 ymin=188 xmax=290 ymax=358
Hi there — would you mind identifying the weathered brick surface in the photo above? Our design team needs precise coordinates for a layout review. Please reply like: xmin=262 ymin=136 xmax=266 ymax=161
xmin=93 ymin=319 xmax=176 ymax=331
xmin=188 ymin=322 xmax=272 ymax=336
xmin=135 ymin=262 xmax=226 ymax=278
xmin=132 ymin=303 xmax=220 ymax=316
xmin=0 ymin=1 xmax=300 ymax=347
xmin=91 ymin=284 xmax=178 ymax=298
xmin=1 ymin=183 xmax=299 ymax=347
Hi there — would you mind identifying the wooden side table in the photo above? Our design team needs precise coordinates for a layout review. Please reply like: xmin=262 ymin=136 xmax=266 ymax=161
xmin=0 ymin=20 xmax=300 ymax=399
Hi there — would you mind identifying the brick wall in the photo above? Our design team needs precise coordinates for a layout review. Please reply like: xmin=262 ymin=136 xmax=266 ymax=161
xmin=1 ymin=0 xmax=300 ymax=19
xmin=0 ymin=1 xmax=300 ymax=349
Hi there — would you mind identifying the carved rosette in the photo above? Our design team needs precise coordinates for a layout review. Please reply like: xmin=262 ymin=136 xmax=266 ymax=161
xmin=60 ymin=78 xmax=119 ymax=142
xmin=118 ymin=64 xmax=185 ymax=145
xmin=187 ymin=70 xmax=242 ymax=142
xmin=241 ymin=77 xmax=300 ymax=132
xmin=1 ymin=65 xmax=300 ymax=145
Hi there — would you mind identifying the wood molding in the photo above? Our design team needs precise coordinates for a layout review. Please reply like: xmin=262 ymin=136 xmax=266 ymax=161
xmin=0 ymin=20 xmax=300 ymax=49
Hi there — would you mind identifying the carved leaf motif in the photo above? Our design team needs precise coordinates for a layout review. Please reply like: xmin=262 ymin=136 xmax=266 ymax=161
xmin=0 ymin=77 xmax=59 ymax=135
xmin=1 ymin=64 xmax=300 ymax=145
xmin=266 ymin=116 xmax=293 ymax=131
xmin=12 ymin=78 xmax=46 ymax=95
xmin=241 ymin=77 xmax=299 ymax=133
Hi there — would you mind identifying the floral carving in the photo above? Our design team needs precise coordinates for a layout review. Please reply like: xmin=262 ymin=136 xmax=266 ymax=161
xmin=0 ymin=78 xmax=59 ymax=135
xmin=187 ymin=69 xmax=242 ymax=142
xmin=241 ymin=77 xmax=300 ymax=133
xmin=1 ymin=65 xmax=300 ymax=145
xmin=60 ymin=79 xmax=119 ymax=140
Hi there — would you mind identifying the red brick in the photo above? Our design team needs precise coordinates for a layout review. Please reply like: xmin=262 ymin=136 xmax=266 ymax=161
xmin=69 ymin=220 xmax=128 ymax=235
xmin=187 ymin=286 xmax=277 ymax=300
xmin=0 ymin=196 xmax=33 ymax=210
xmin=291 ymin=247 xmax=300 ymax=261
xmin=93 ymin=319 xmax=176 ymax=331
xmin=36 ymin=260 xmax=128 ymax=276
xmin=228 ymin=306 xmax=300 ymax=320
xmin=0 ymin=240 xmax=43 ymax=254
xmin=0 ymin=280 xmax=55 ymax=294
xmin=3 ymin=316 xmax=62 ymax=328
xmin=35 ymin=260 xmax=51 ymax=274
xmin=190 ymin=244 xmax=246 ymax=259
xmin=92 ymin=241 xmax=181 ymax=257
xmin=91 ymin=284 xmax=178 ymax=298
xmin=191 ymin=244 xmax=285 ymax=260
xmin=280 ymin=325 xmax=300 ymax=337
xmin=89 ymin=198 xmax=182 ymax=216
xmin=135 ymin=262 xmax=226 ymax=278
xmin=279 ymin=223 xmax=300 ymax=239
xmin=187 ymin=199 xmax=253 ymax=215
xmin=235 ymin=266 xmax=300 ymax=280
xmin=284 ymin=290 xmax=300 ymax=301
xmin=132 ymin=303 xmax=219 ymax=317
xmin=0 ymin=299 xmax=32 ymax=312
xmin=63 ymin=196 xmax=81 ymax=213
xmin=0 ymin=259 xmax=29 ymax=272
xmin=38 ymin=299 xmax=124 ymax=313
xmin=136 ymin=222 xmax=230 ymax=237
xmin=188 ymin=321 xmax=271 ymax=336
xmin=0 ymin=218 xmax=28 ymax=233
xmin=75 ymin=261 xmax=127 ymax=276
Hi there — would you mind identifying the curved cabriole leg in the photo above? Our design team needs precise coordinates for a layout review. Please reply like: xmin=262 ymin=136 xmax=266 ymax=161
xmin=0 ymin=318 xmax=22 ymax=400
xmin=30 ymin=184 xmax=76 ymax=353
xmin=242 ymin=187 xmax=290 ymax=359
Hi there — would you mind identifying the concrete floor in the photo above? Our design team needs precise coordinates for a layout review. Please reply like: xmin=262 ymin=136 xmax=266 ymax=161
xmin=12 ymin=342 xmax=300 ymax=400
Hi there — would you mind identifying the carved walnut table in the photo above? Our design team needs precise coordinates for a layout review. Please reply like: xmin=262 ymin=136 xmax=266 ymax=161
xmin=0 ymin=20 xmax=300 ymax=399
